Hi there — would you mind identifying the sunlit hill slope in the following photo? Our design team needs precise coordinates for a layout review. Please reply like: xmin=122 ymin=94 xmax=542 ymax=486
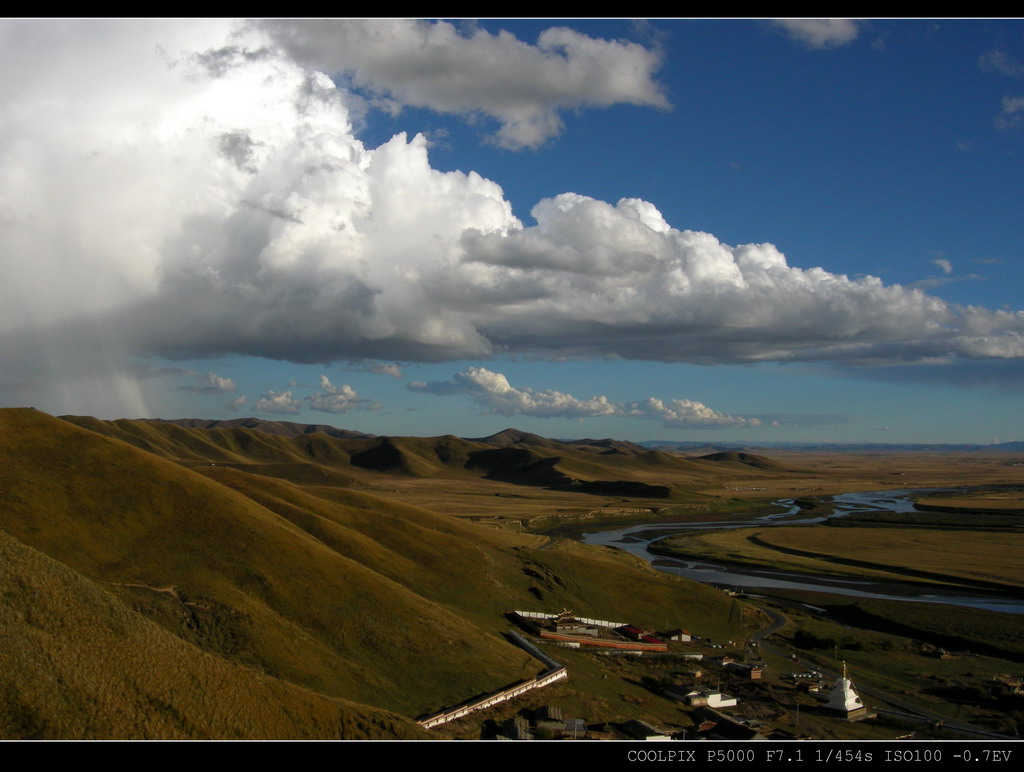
xmin=0 ymin=408 xmax=748 ymax=739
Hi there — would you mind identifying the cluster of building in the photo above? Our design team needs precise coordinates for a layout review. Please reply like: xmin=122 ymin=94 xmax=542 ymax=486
xmin=494 ymin=664 xmax=871 ymax=741
xmin=496 ymin=706 xmax=587 ymax=741
xmin=491 ymin=609 xmax=873 ymax=740
xmin=509 ymin=609 xmax=697 ymax=654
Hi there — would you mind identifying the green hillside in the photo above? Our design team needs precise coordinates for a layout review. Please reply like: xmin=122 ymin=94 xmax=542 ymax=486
xmin=0 ymin=529 xmax=426 ymax=740
xmin=0 ymin=408 xmax=741 ymax=739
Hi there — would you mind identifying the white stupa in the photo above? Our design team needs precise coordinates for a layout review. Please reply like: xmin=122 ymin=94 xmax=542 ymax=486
xmin=824 ymin=662 xmax=868 ymax=720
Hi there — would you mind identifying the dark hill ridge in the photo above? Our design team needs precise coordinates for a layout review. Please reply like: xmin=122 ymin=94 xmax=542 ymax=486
xmin=563 ymin=437 xmax=651 ymax=455
xmin=466 ymin=447 xmax=671 ymax=498
xmin=697 ymin=451 xmax=787 ymax=470
xmin=466 ymin=427 xmax=556 ymax=448
xmin=348 ymin=435 xmax=484 ymax=476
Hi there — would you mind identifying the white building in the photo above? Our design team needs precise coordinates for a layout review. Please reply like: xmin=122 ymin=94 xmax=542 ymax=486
xmin=824 ymin=662 xmax=868 ymax=720
xmin=684 ymin=690 xmax=738 ymax=708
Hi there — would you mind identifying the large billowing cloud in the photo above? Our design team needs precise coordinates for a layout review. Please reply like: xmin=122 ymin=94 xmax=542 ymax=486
xmin=259 ymin=19 xmax=669 ymax=149
xmin=2 ymin=17 xmax=1024 ymax=417
xmin=409 ymin=367 xmax=760 ymax=429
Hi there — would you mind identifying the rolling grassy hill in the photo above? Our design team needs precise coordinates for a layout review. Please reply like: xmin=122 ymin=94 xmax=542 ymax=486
xmin=0 ymin=529 xmax=426 ymax=740
xmin=1 ymin=408 xmax=744 ymax=739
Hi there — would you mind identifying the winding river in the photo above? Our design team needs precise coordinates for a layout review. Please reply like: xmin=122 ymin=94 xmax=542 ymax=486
xmin=573 ymin=489 xmax=1024 ymax=615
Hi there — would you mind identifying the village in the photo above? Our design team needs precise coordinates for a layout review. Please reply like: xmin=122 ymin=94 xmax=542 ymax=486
xmin=417 ymin=607 xmax=875 ymax=741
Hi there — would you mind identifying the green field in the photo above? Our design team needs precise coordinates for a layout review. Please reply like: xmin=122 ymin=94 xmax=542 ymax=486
xmin=655 ymin=521 xmax=1024 ymax=591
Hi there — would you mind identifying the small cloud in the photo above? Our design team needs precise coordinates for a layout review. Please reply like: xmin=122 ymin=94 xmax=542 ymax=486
xmin=996 ymin=95 xmax=1024 ymax=129
xmin=251 ymin=389 xmax=302 ymax=414
xmin=250 ymin=374 xmax=379 ymax=415
xmin=771 ymin=19 xmax=860 ymax=49
xmin=956 ymin=138 xmax=971 ymax=152
xmin=980 ymin=50 xmax=1024 ymax=79
xmin=371 ymin=363 xmax=403 ymax=378
xmin=307 ymin=374 xmax=366 ymax=414
xmin=228 ymin=395 xmax=247 ymax=411
xmin=932 ymin=258 xmax=953 ymax=275
xmin=870 ymin=30 xmax=890 ymax=52
xmin=348 ymin=362 xmax=403 ymax=378
xmin=182 ymin=370 xmax=235 ymax=391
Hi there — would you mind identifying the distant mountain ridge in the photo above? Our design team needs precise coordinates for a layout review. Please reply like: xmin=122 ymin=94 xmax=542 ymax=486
xmin=135 ymin=418 xmax=1021 ymax=453
xmin=641 ymin=440 xmax=1024 ymax=453
xmin=140 ymin=416 xmax=375 ymax=440
xmin=55 ymin=417 xmax=802 ymax=501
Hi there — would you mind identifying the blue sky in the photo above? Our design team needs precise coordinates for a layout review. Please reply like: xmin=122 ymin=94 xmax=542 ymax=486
xmin=2 ymin=19 xmax=1023 ymax=444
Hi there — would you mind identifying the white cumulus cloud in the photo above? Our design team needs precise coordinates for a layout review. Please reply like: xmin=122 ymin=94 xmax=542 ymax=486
xmin=259 ymin=19 xmax=668 ymax=149
xmin=409 ymin=366 xmax=759 ymax=429
xmin=248 ymin=375 xmax=377 ymax=415
xmin=772 ymin=19 xmax=860 ymax=49
xmin=185 ymin=371 xmax=236 ymax=393
xmin=251 ymin=390 xmax=303 ymax=415
xmin=307 ymin=374 xmax=377 ymax=414
xmin=353 ymin=362 xmax=404 ymax=378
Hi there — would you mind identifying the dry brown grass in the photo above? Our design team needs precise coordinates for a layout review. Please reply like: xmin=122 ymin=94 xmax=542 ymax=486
xmin=916 ymin=492 xmax=1024 ymax=512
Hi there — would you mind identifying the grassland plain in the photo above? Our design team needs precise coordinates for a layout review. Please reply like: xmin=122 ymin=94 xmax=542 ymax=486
xmin=914 ymin=490 xmax=1024 ymax=514
xmin=4 ymin=407 xmax=1023 ymax=739
xmin=654 ymin=524 xmax=1024 ymax=591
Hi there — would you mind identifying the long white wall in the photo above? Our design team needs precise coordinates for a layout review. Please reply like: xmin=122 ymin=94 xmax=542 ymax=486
xmin=417 ymin=628 xmax=568 ymax=729
xmin=512 ymin=610 xmax=629 ymax=628
xmin=417 ymin=668 xmax=567 ymax=729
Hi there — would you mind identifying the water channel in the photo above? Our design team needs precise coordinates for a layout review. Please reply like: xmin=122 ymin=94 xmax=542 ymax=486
xmin=572 ymin=489 xmax=1024 ymax=615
